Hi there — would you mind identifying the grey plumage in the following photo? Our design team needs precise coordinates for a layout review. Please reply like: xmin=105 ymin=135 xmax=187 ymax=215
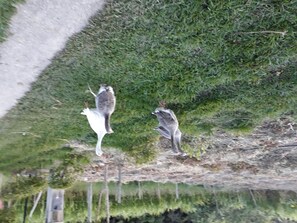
xmin=89 ymin=84 xmax=116 ymax=134
xmin=154 ymin=126 xmax=185 ymax=155
xmin=154 ymin=125 xmax=182 ymax=141
xmin=81 ymin=84 xmax=116 ymax=156
xmin=152 ymin=107 xmax=186 ymax=155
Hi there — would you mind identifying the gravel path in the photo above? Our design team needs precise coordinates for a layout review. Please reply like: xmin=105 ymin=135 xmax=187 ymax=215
xmin=0 ymin=0 xmax=105 ymax=118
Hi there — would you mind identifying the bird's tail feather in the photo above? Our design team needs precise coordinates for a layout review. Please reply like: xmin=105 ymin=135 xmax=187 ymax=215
xmin=81 ymin=108 xmax=90 ymax=115
xmin=105 ymin=114 xmax=113 ymax=133
xmin=171 ymin=134 xmax=178 ymax=153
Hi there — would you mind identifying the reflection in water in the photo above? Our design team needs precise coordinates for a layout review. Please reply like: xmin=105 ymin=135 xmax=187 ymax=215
xmin=1 ymin=178 xmax=297 ymax=223
xmin=45 ymin=188 xmax=64 ymax=223
xmin=0 ymin=174 xmax=3 ymax=210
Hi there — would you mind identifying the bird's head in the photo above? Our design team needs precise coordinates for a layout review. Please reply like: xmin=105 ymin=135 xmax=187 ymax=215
xmin=99 ymin=84 xmax=115 ymax=95
xmin=159 ymin=100 xmax=166 ymax=108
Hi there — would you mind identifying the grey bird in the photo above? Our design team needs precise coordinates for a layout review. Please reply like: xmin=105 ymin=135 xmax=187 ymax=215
xmin=88 ymin=84 xmax=116 ymax=134
xmin=154 ymin=125 xmax=185 ymax=155
xmin=154 ymin=125 xmax=181 ymax=141
xmin=152 ymin=107 xmax=183 ymax=154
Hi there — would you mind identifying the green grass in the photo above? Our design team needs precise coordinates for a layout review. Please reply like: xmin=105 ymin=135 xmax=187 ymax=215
xmin=64 ymin=182 xmax=208 ymax=221
xmin=0 ymin=0 xmax=24 ymax=41
xmin=0 ymin=0 xmax=297 ymax=171
xmin=0 ymin=176 xmax=46 ymax=200
xmin=7 ymin=182 xmax=297 ymax=222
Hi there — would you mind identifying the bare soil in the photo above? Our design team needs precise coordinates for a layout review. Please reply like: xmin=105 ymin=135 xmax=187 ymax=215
xmin=75 ymin=117 xmax=297 ymax=191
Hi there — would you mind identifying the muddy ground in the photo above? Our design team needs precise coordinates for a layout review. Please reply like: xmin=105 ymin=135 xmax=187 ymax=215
xmin=74 ymin=117 xmax=297 ymax=191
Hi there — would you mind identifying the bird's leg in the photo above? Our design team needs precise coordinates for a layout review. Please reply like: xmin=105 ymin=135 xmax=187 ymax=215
xmin=88 ymin=84 xmax=97 ymax=97
xmin=176 ymin=135 xmax=186 ymax=156
xmin=170 ymin=134 xmax=179 ymax=154
xmin=96 ymin=134 xmax=104 ymax=156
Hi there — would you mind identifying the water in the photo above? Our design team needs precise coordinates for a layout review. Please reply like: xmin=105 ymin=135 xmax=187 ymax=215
xmin=1 ymin=178 xmax=297 ymax=223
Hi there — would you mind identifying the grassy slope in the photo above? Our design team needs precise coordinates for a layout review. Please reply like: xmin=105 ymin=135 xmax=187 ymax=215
xmin=0 ymin=0 xmax=297 ymax=171
xmin=0 ymin=0 xmax=24 ymax=42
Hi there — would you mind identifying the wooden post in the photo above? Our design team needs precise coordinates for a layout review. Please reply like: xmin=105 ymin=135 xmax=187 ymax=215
xmin=96 ymin=188 xmax=106 ymax=221
xmin=104 ymin=165 xmax=110 ymax=223
xmin=138 ymin=181 xmax=143 ymax=199
xmin=87 ymin=183 xmax=93 ymax=223
xmin=212 ymin=187 xmax=222 ymax=217
xmin=45 ymin=188 xmax=64 ymax=223
xmin=22 ymin=197 xmax=28 ymax=223
xmin=117 ymin=165 xmax=122 ymax=204
xmin=45 ymin=187 xmax=52 ymax=223
xmin=157 ymin=183 xmax=161 ymax=200
xmin=175 ymin=183 xmax=179 ymax=200
xmin=0 ymin=173 xmax=3 ymax=191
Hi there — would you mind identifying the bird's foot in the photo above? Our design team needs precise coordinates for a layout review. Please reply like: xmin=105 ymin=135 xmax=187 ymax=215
xmin=107 ymin=129 xmax=114 ymax=134
xmin=88 ymin=84 xmax=97 ymax=97
xmin=96 ymin=150 xmax=103 ymax=157
xmin=180 ymin=152 xmax=188 ymax=157
xmin=172 ymin=150 xmax=180 ymax=155
xmin=81 ymin=107 xmax=89 ymax=115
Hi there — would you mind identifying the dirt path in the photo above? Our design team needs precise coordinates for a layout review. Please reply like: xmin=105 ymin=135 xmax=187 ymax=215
xmin=0 ymin=0 xmax=105 ymax=118
xmin=75 ymin=118 xmax=297 ymax=191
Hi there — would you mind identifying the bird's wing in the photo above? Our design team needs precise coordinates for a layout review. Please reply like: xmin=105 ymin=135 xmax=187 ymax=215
xmin=84 ymin=109 xmax=106 ymax=134
xmin=155 ymin=126 xmax=171 ymax=139
xmin=157 ymin=110 xmax=176 ymax=122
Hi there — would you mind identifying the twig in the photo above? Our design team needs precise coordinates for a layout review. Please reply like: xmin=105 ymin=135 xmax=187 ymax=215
xmin=278 ymin=144 xmax=297 ymax=148
xmin=236 ymin=30 xmax=287 ymax=37
xmin=50 ymin=96 xmax=63 ymax=105
xmin=117 ymin=165 xmax=122 ymax=204
xmin=58 ymin=138 xmax=70 ymax=143
xmin=29 ymin=191 xmax=42 ymax=218
xmin=88 ymin=83 xmax=97 ymax=97
xmin=249 ymin=189 xmax=257 ymax=207
xmin=212 ymin=187 xmax=223 ymax=217
xmin=11 ymin=131 xmax=41 ymax=138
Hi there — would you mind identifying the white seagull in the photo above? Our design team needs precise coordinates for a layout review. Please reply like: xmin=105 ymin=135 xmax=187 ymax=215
xmin=81 ymin=107 xmax=107 ymax=156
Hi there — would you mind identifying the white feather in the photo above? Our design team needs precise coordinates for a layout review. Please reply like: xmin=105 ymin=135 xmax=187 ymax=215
xmin=81 ymin=108 xmax=107 ymax=156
